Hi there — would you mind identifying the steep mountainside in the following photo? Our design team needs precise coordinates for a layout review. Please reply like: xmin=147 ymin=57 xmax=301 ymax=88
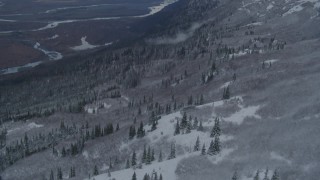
xmin=1 ymin=0 xmax=320 ymax=179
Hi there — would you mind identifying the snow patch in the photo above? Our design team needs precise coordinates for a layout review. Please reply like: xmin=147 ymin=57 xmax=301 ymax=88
xmin=71 ymin=36 xmax=98 ymax=51
xmin=270 ymin=152 xmax=292 ymax=164
xmin=34 ymin=42 xmax=63 ymax=60
xmin=88 ymin=154 xmax=188 ymax=180
xmin=220 ymin=81 xmax=232 ymax=89
xmin=28 ymin=122 xmax=44 ymax=128
xmin=136 ymin=0 xmax=179 ymax=18
xmin=264 ymin=59 xmax=279 ymax=64
xmin=209 ymin=148 xmax=235 ymax=164
xmin=47 ymin=34 xmax=59 ymax=40
xmin=267 ymin=4 xmax=274 ymax=11
xmin=82 ymin=151 xmax=89 ymax=159
xmin=222 ymin=102 xmax=261 ymax=125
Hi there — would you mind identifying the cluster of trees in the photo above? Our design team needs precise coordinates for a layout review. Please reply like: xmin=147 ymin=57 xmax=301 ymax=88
xmin=232 ymin=169 xmax=280 ymax=180
xmin=201 ymin=61 xmax=218 ymax=84
xmin=0 ymin=120 xmax=120 ymax=171
xmin=0 ymin=128 xmax=7 ymax=148
xmin=126 ymin=143 xmax=174 ymax=170
xmin=131 ymin=170 xmax=163 ymax=180
xmin=187 ymin=94 xmax=204 ymax=106
xmin=174 ymin=112 xmax=203 ymax=135
xmin=222 ymin=86 xmax=231 ymax=100
xmin=194 ymin=117 xmax=221 ymax=155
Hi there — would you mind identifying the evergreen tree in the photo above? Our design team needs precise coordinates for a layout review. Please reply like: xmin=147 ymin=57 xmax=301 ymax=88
xmin=181 ymin=112 xmax=188 ymax=129
xmin=254 ymin=170 xmax=260 ymax=180
xmin=186 ymin=119 xmax=192 ymax=134
xmin=142 ymin=145 xmax=147 ymax=163
xmin=223 ymin=86 xmax=231 ymax=100
xmin=57 ymin=167 xmax=62 ymax=180
xmin=116 ymin=123 xmax=120 ymax=131
xmin=146 ymin=146 xmax=151 ymax=164
xmin=198 ymin=121 xmax=204 ymax=131
xmin=213 ymin=135 xmax=221 ymax=154
xmin=152 ymin=170 xmax=158 ymax=180
xmin=232 ymin=171 xmax=238 ymax=180
xmin=61 ymin=147 xmax=66 ymax=157
xmin=137 ymin=122 xmax=145 ymax=138
xmin=168 ymin=143 xmax=176 ymax=159
xmin=126 ymin=159 xmax=130 ymax=169
xmin=174 ymin=120 xmax=180 ymax=135
xmin=201 ymin=144 xmax=206 ymax=155
xmin=271 ymin=170 xmax=279 ymax=180
xmin=207 ymin=140 xmax=215 ymax=155
xmin=143 ymin=173 xmax=150 ymax=180
xmin=199 ymin=94 xmax=204 ymax=105
xmin=129 ymin=126 xmax=136 ymax=140
xmin=49 ymin=170 xmax=54 ymax=180
xmin=193 ymin=117 xmax=199 ymax=129
xmin=158 ymin=150 xmax=163 ymax=162
xmin=132 ymin=172 xmax=137 ymax=180
xmin=93 ymin=165 xmax=99 ymax=176
xmin=151 ymin=149 xmax=155 ymax=162
xmin=151 ymin=120 xmax=157 ymax=131
xmin=210 ymin=117 xmax=221 ymax=137
xmin=160 ymin=174 xmax=163 ymax=180
xmin=263 ymin=169 xmax=269 ymax=180
xmin=69 ymin=166 xmax=76 ymax=178
xmin=194 ymin=136 xmax=200 ymax=151
xmin=109 ymin=158 xmax=113 ymax=169
xmin=132 ymin=151 xmax=137 ymax=167
xmin=108 ymin=169 xmax=111 ymax=177
xmin=24 ymin=133 xmax=30 ymax=156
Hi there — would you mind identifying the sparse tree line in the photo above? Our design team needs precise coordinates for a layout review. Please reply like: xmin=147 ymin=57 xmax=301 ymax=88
xmin=231 ymin=168 xmax=280 ymax=180
xmin=0 ymin=120 xmax=120 ymax=171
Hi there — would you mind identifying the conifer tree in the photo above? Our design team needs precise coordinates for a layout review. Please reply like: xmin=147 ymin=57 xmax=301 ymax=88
xmin=57 ymin=167 xmax=62 ymax=180
xmin=132 ymin=151 xmax=137 ymax=167
xmin=151 ymin=120 xmax=157 ymax=131
xmin=146 ymin=146 xmax=151 ymax=164
xmin=49 ymin=170 xmax=54 ymax=180
xmin=126 ymin=159 xmax=130 ymax=169
xmin=201 ymin=144 xmax=206 ymax=155
xmin=143 ymin=173 xmax=150 ymax=180
xmin=158 ymin=150 xmax=163 ymax=162
xmin=160 ymin=174 xmax=163 ymax=180
xmin=174 ymin=120 xmax=180 ymax=135
xmin=137 ymin=122 xmax=145 ymax=138
xmin=198 ymin=121 xmax=204 ymax=131
xmin=181 ymin=112 xmax=188 ymax=129
xmin=254 ymin=170 xmax=260 ymax=180
xmin=232 ymin=171 xmax=238 ymax=180
xmin=93 ymin=165 xmax=99 ymax=176
xmin=151 ymin=149 xmax=155 ymax=162
xmin=61 ymin=147 xmax=66 ymax=157
xmin=210 ymin=117 xmax=221 ymax=137
xmin=194 ymin=136 xmax=200 ymax=151
xmin=213 ymin=135 xmax=221 ymax=154
xmin=223 ymin=86 xmax=231 ymax=100
xmin=132 ymin=172 xmax=137 ymax=180
xmin=152 ymin=170 xmax=158 ymax=180
xmin=168 ymin=143 xmax=176 ymax=159
xmin=200 ymin=94 xmax=204 ymax=105
xmin=263 ymin=169 xmax=270 ymax=180
xmin=186 ymin=119 xmax=192 ymax=134
xmin=116 ymin=123 xmax=120 ymax=131
xmin=207 ymin=140 xmax=215 ymax=155
xmin=142 ymin=145 xmax=147 ymax=163
xmin=271 ymin=170 xmax=279 ymax=180
xmin=193 ymin=117 xmax=199 ymax=129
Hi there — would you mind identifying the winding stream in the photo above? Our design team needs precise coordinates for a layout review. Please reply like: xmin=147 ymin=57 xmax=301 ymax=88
xmin=0 ymin=0 xmax=179 ymax=75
